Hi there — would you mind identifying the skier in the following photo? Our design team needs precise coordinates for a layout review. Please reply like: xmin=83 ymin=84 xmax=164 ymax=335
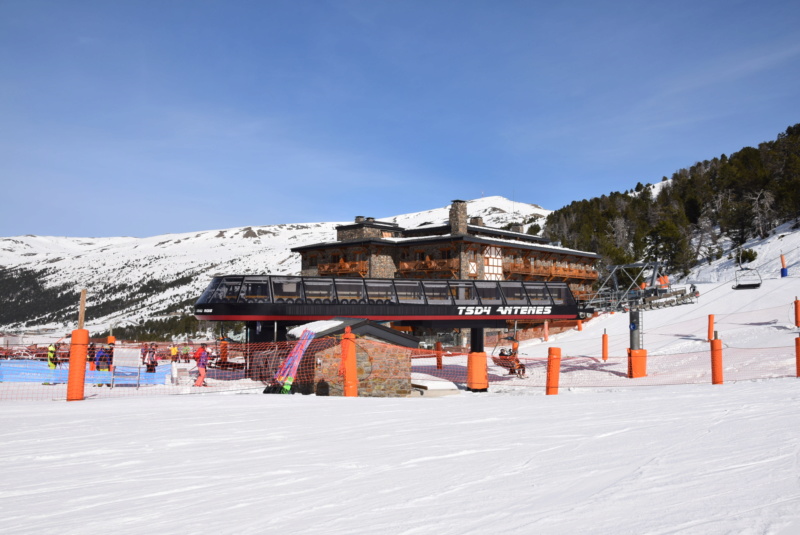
xmin=47 ymin=343 xmax=58 ymax=369
xmin=193 ymin=343 xmax=209 ymax=387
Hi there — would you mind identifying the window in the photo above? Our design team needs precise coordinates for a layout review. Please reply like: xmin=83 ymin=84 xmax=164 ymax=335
xmin=197 ymin=277 xmax=222 ymax=304
xmin=475 ymin=281 xmax=503 ymax=304
xmin=335 ymin=279 xmax=367 ymax=303
xmin=523 ymin=282 xmax=552 ymax=305
xmin=365 ymin=279 xmax=397 ymax=303
xmin=500 ymin=281 xmax=528 ymax=304
xmin=450 ymin=281 xmax=478 ymax=304
xmin=422 ymin=281 xmax=452 ymax=304
xmin=209 ymin=277 xmax=244 ymax=303
xmin=395 ymin=280 xmax=425 ymax=304
xmin=239 ymin=277 xmax=271 ymax=303
xmin=271 ymin=277 xmax=304 ymax=303
xmin=303 ymin=279 xmax=336 ymax=303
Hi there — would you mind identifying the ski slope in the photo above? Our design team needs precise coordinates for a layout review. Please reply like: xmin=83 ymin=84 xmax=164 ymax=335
xmin=3 ymin=224 xmax=800 ymax=534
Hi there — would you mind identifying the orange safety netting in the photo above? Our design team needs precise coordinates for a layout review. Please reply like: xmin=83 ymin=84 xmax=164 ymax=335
xmin=1 ymin=302 xmax=798 ymax=400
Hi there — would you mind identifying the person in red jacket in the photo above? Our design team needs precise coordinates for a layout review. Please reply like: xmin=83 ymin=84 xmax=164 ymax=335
xmin=193 ymin=344 xmax=209 ymax=387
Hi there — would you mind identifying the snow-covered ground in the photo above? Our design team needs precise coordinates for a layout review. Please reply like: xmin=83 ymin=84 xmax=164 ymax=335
xmin=3 ymin=223 xmax=800 ymax=533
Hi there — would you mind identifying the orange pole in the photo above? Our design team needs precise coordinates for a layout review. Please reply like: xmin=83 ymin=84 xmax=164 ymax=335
xmin=708 ymin=314 xmax=714 ymax=342
xmin=710 ymin=338 xmax=723 ymax=385
xmin=576 ymin=319 xmax=583 ymax=331
xmin=794 ymin=299 xmax=800 ymax=328
xmin=543 ymin=320 xmax=549 ymax=342
xmin=602 ymin=333 xmax=608 ymax=362
xmin=67 ymin=329 xmax=89 ymax=401
xmin=466 ymin=352 xmax=488 ymax=391
xmin=545 ymin=347 xmax=561 ymax=395
xmin=627 ymin=349 xmax=647 ymax=378
xmin=782 ymin=255 xmax=787 ymax=269
xmin=795 ymin=337 xmax=800 ymax=378
xmin=435 ymin=341 xmax=443 ymax=370
xmin=342 ymin=327 xmax=358 ymax=397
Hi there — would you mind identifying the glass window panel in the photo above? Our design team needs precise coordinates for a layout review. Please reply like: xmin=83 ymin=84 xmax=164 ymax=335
xmin=422 ymin=281 xmax=453 ymax=304
xmin=394 ymin=280 xmax=425 ymax=304
xmin=271 ymin=277 xmax=304 ymax=303
xmin=365 ymin=279 xmax=397 ymax=303
xmin=523 ymin=282 xmax=552 ymax=305
xmin=335 ymin=279 xmax=367 ymax=303
xmin=197 ymin=277 xmax=222 ymax=304
xmin=303 ymin=279 xmax=336 ymax=303
xmin=500 ymin=281 xmax=529 ymax=304
xmin=238 ymin=277 xmax=272 ymax=303
xmin=546 ymin=283 xmax=575 ymax=306
xmin=475 ymin=281 xmax=503 ymax=304
xmin=208 ymin=276 xmax=244 ymax=303
xmin=450 ymin=281 xmax=478 ymax=304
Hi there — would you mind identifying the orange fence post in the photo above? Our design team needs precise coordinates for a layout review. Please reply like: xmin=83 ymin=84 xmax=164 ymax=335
xmin=543 ymin=320 xmax=549 ymax=342
xmin=342 ymin=327 xmax=358 ymax=397
xmin=67 ymin=329 xmax=89 ymax=401
xmin=794 ymin=298 xmax=799 ymax=328
xmin=627 ymin=349 xmax=647 ymax=378
xmin=710 ymin=338 xmax=723 ymax=385
xmin=546 ymin=347 xmax=561 ymax=395
xmin=602 ymin=332 xmax=608 ymax=362
xmin=577 ymin=319 xmax=583 ymax=331
xmin=708 ymin=314 xmax=714 ymax=341
xmin=435 ymin=341 xmax=443 ymax=370
xmin=795 ymin=336 xmax=800 ymax=378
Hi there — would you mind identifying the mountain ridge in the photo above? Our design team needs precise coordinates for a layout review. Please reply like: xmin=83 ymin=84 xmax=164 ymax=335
xmin=0 ymin=196 xmax=548 ymax=334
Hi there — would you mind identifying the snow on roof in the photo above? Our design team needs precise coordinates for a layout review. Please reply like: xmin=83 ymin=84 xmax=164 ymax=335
xmin=287 ymin=320 xmax=345 ymax=338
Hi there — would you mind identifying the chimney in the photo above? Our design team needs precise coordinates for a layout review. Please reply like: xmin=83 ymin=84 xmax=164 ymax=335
xmin=469 ymin=216 xmax=484 ymax=227
xmin=366 ymin=217 xmax=375 ymax=223
xmin=449 ymin=200 xmax=468 ymax=235
xmin=355 ymin=216 xmax=365 ymax=223
xmin=510 ymin=223 xmax=523 ymax=233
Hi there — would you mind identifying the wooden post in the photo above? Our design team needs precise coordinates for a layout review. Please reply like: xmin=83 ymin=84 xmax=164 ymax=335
xmin=77 ymin=289 xmax=87 ymax=330
xmin=545 ymin=347 xmax=561 ymax=395
xmin=67 ymin=329 xmax=89 ymax=401
xmin=710 ymin=338 xmax=723 ymax=385
xmin=342 ymin=327 xmax=358 ymax=397
xmin=435 ymin=341 xmax=443 ymax=370
xmin=708 ymin=314 xmax=715 ymax=342
xmin=602 ymin=331 xmax=608 ymax=362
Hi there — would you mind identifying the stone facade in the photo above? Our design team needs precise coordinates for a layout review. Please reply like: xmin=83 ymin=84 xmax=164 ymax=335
xmin=312 ymin=338 xmax=412 ymax=397
xmin=449 ymin=199 xmax=468 ymax=235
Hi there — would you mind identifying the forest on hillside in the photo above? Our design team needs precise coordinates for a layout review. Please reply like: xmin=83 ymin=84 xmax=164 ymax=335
xmin=543 ymin=124 xmax=800 ymax=276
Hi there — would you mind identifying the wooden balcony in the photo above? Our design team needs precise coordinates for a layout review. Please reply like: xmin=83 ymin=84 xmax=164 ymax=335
xmin=398 ymin=258 xmax=459 ymax=277
xmin=503 ymin=261 xmax=598 ymax=281
xmin=317 ymin=260 xmax=368 ymax=277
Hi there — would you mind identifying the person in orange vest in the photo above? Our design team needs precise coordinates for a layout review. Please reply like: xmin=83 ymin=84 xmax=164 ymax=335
xmin=193 ymin=343 xmax=209 ymax=387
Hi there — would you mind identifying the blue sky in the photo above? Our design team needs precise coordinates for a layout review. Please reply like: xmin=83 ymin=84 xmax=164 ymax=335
xmin=2 ymin=0 xmax=799 ymax=237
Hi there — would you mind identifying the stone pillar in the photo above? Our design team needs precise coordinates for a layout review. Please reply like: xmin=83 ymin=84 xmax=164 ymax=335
xmin=449 ymin=200 xmax=468 ymax=235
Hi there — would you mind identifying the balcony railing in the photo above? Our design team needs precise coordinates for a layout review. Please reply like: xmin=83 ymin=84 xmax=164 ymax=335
xmin=317 ymin=260 xmax=368 ymax=277
xmin=398 ymin=258 xmax=459 ymax=276
xmin=503 ymin=261 xmax=598 ymax=281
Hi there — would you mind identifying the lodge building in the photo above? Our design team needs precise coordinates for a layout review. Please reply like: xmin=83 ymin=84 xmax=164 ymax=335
xmin=292 ymin=200 xmax=600 ymax=300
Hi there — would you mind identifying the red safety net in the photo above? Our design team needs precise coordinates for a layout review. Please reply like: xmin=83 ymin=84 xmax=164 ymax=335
xmin=1 ymin=302 xmax=798 ymax=401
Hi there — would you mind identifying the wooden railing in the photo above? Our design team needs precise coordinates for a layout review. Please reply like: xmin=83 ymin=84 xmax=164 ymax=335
xmin=503 ymin=261 xmax=599 ymax=281
xmin=317 ymin=260 xmax=368 ymax=277
xmin=398 ymin=258 xmax=459 ymax=276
